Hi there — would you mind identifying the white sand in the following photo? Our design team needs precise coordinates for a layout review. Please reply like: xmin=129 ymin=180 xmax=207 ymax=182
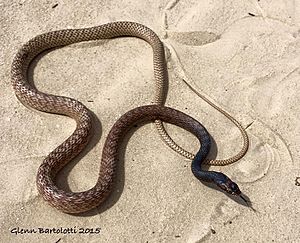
xmin=1 ymin=1 xmax=299 ymax=242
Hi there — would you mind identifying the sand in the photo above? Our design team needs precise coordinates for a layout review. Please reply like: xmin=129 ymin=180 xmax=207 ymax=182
xmin=1 ymin=0 xmax=299 ymax=242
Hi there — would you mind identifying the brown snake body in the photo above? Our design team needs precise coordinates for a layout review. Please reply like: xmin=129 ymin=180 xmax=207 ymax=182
xmin=11 ymin=21 xmax=249 ymax=213
xmin=41 ymin=105 xmax=213 ymax=213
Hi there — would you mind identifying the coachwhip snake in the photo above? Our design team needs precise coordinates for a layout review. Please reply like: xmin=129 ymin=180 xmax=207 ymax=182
xmin=11 ymin=22 xmax=248 ymax=213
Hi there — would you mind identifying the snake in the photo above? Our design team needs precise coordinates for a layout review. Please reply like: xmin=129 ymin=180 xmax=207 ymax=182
xmin=11 ymin=21 xmax=247 ymax=213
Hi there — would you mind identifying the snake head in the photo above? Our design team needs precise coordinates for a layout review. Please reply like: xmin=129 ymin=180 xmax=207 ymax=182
xmin=214 ymin=173 xmax=241 ymax=196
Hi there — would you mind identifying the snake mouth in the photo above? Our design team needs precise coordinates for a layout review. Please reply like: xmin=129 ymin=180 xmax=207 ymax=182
xmin=226 ymin=190 xmax=241 ymax=197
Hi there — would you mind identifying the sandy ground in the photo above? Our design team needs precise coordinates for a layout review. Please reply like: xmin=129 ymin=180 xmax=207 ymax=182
xmin=1 ymin=0 xmax=300 ymax=242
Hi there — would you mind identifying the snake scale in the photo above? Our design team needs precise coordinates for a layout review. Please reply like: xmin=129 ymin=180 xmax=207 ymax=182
xmin=11 ymin=21 xmax=247 ymax=213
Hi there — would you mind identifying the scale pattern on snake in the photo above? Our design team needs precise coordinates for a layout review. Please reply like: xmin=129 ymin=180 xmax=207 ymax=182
xmin=11 ymin=21 xmax=249 ymax=165
xmin=11 ymin=21 xmax=246 ymax=213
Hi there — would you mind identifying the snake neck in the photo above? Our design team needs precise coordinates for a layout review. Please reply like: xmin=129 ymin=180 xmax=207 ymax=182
xmin=191 ymin=153 xmax=235 ymax=187
xmin=191 ymin=144 xmax=228 ymax=184
xmin=192 ymin=166 xmax=215 ymax=183
xmin=191 ymin=140 xmax=214 ymax=182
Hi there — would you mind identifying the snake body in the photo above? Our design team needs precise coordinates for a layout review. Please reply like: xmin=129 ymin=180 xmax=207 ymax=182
xmin=11 ymin=22 xmax=245 ymax=213
xmin=42 ymin=105 xmax=212 ymax=213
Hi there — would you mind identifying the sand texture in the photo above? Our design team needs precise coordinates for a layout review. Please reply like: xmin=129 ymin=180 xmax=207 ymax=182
xmin=1 ymin=0 xmax=300 ymax=242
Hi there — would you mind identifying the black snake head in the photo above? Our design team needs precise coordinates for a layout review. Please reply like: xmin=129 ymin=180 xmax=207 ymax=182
xmin=214 ymin=173 xmax=241 ymax=196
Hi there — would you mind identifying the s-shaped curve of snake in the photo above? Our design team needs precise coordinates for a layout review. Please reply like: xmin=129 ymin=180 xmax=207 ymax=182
xmin=11 ymin=21 xmax=248 ymax=213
